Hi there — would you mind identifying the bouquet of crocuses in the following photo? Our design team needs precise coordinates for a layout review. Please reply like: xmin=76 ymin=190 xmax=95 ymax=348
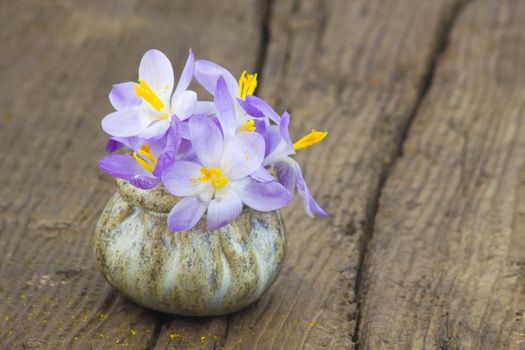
xmin=99 ymin=49 xmax=327 ymax=232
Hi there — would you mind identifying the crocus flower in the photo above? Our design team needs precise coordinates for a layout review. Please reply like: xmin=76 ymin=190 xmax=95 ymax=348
xmin=161 ymin=115 xmax=291 ymax=231
xmin=240 ymin=97 xmax=328 ymax=217
xmin=101 ymin=49 xmax=199 ymax=140
xmin=193 ymin=58 xmax=261 ymax=122
xmin=99 ymin=119 xmax=182 ymax=189
xmin=194 ymin=59 xmax=258 ymax=101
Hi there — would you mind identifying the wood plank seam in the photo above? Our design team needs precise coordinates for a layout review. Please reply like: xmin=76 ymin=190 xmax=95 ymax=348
xmin=356 ymin=0 xmax=525 ymax=347
xmin=352 ymin=0 xmax=473 ymax=347
xmin=0 ymin=0 xmax=475 ymax=347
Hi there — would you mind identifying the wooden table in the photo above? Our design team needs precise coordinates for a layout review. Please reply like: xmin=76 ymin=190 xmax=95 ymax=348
xmin=1 ymin=0 xmax=525 ymax=348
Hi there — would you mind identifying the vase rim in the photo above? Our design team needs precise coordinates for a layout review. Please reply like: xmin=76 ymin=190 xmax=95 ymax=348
xmin=115 ymin=179 xmax=180 ymax=213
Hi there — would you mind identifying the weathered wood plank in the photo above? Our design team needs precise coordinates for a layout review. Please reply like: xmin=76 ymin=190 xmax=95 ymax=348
xmin=358 ymin=0 xmax=525 ymax=348
xmin=0 ymin=1 xmax=264 ymax=348
xmin=217 ymin=0 xmax=460 ymax=349
xmin=0 ymin=0 xmax=475 ymax=348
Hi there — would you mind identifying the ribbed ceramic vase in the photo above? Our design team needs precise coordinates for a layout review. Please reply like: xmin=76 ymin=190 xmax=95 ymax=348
xmin=93 ymin=179 xmax=286 ymax=316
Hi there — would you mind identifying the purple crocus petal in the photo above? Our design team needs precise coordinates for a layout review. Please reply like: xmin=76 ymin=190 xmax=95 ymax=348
xmin=129 ymin=175 xmax=161 ymax=190
xmin=237 ymin=98 xmax=265 ymax=118
xmin=294 ymin=166 xmax=328 ymax=217
xmin=105 ymin=137 xmax=125 ymax=152
xmin=279 ymin=111 xmax=293 ymax=147
xmin=173 ymin=48 xmax=195 ymax=99
xmin=244 ymin=95 xmax=281 ymax=124
xmin=101 ymin=110 xmax=151 ymax=137
xmin=180 ymin=120 xmax=191 ymax=139
xmin=221 ymin=132 xmax=264 ymax=179
xmin=178 ymin=138 xmax=197 ymax=161
xmin=116 ymin=136 xmax=137 ymax=150
xmin=262 ymin=134 xmax=295 ymax=167
xmin=139 ymin=49 xmax=174 ymax=100
xmin=148 ymin=133 xmax=169 ymax=153
xmin=99 ymin=154 xmax=148 ymax=181
xmin=233 ymin=178 xmax=291 ymax=211
xmin=194 ymin=101 xmax=216 ymax=116
xmin=277 ymin=158 xmax=327 ymax=217
xmin=307 ymin=193 xmax=328 ymax=217
xmin=167 ymin=196 xmax=207 ymax=232
xmin=274 ymin=160 xmax=297 ymax=194
xmin=194 ymin=59 xmax=238 ymax=97
xmin=152 ymin=118 xmax=182 ymax=177
xmin=171 ymin=90 xmax=197 ymax=121
xmin=207 ymin=188 xmax=243 ymax=230
xmin=109 ymin=82 xmax=141 ymax=111
xmin=188 ymin=115 xmax=224 ymax=167
xmin=262 ymin=125 xmax=282 ymax=157
xmin=162 ymin=160 xmax=207 ymax=196
xmin=254 ymin=117 xmax=267 ymax=131
xmin=153 ymin=151 xmax=176 ymax=177
xmin=251 ymin=166 xmax=274 ymax=183
xmin=138 ymin=120 xmax=170 ymax=140
xmin=215 ymin=76 xmax=237 ymax=138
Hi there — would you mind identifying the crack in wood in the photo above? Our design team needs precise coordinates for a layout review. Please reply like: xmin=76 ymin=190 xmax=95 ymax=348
xmin=254 ymin=0 xmax=274 ymax=89
xmin=352 ymin=0 xmax=474 ymax=348
xmin=145 ymin=312 xmax=166 ymax=350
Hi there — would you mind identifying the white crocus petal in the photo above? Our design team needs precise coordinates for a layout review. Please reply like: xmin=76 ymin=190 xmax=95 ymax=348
xmin=221 ymin=132 xmax=264 ymax=179
xmin=233 ymin=178 xmax=291 ymax=211
xmin=188 ymin=115 xmax=224 ymax=167
xmin=101 ymin=110 xmax=151 ymax=137
xmin=137 ymin=119 xmax=170 ymax=139
xmin=194 ymin=59 xmax=239 ymax=97
xmin=109 ymin=82 xmax=141 ymax=111
xmin=173 ymin=48 xmax=195 ymax=100
xmin=251 ymin=166 xmax=274 ymax=182
xmin=139 ymin=49 xmax=174 ymax=100
xmin=162 ymin=161 xmax=206 ymax=196
xmin=263 ymin=138 xmax=295 ymax=167
xmin=199 ymin=186 xmax=214 ymax=203
xmin=207 ymin=188 xmax=243 ymax=230
xmin=171 ymin=90 xmax=197 ymax=121
xmin=194 ymin=101 xmax=216 ymax=116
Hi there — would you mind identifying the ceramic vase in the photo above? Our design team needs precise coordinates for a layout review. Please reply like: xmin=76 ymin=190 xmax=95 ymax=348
xmin=93 ymin=179 xmax=286 ymax=316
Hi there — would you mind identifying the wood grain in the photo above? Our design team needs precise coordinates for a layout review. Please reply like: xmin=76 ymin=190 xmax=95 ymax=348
xmin=0 ymin=0 xmax=264 ymax=348
xmin=4 ymin=0 xmax=512 ymax=348
xmin=217 ymin=0 xmax=460 ymax=349
xmin=358 ymin=0 xmax=525 ymax=349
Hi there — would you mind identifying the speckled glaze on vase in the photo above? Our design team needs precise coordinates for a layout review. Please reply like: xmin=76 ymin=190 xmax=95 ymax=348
xmin=93 ymin=179 xmax=286 ymax=316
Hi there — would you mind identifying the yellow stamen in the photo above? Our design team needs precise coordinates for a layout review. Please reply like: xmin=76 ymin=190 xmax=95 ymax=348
xmin=238 ymin=70 xmax=258 ymax=99
xmin=239 ymin=119 xmax=256 ymax=132
xmin=137 ymin=144 xmax=157 ymax=164
xmin=293 ymin=129 xmax=328 ymax=150
xmin=134 ymin=79 xmax=165 ymax=112
xmin=196 ymin=166 xmax=229 ymax=189
xmin=132 ymin=144 xmax=158 ymax=172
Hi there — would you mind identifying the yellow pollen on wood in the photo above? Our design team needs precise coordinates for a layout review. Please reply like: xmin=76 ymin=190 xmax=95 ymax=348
xmin=134 ymin=79 xmax=165 ymax=112
xmin=238 ymin=70 xmax=258 ymax=99
xmin=133 ymin=144 xmax=158 ymax=172
xmin=293 ymin=129 xmax=328 ymax=150
xmin=239 ymin=119 xmax=256 ymax=132
xmin=196 ymin=166 xmax=229 ymax=189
